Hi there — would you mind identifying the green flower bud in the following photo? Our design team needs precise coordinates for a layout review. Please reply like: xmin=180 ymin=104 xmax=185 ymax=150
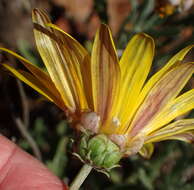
xmin=78 ymin=134 xmax=123 ymax=171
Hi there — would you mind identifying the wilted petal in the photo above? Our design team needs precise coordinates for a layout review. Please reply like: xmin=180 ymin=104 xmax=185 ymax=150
xmin=91 ymin=24 xmax=120 ymax=125
xmin=115 ymin=33 xmax=155 ymax=134
xmin=129 ymin=63 xmax=194 ymax=136
xmin=145 ymin=119 xmax=194 ymax=143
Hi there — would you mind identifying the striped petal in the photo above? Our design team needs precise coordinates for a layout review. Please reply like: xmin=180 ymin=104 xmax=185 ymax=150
xmin=0 ymin=47 xmax=65 ymax=110
xmin=115 ymin=33 xmax=155 ymax=134
xmin=145 ymin=89 xmax=194 ymax=134
xmin=2 ymin=64 xmax=58 ymax=103
xmin=160 ymin=132 xmax=194 ymax=143
xmin=141 ymin=45 xmax=194 ymax=96
xmin=129 ymin=63 xmax=194 ymax=136
xmin=33 ymin=9 xmax=89 ymax=112
xmin=46 ymin=23 xmax=93 ymax=109
xmin=133 ymin=45 xmax=194 ymax=123
xmin=145 ymin=119 xmax=194 ymax=143
xmin=91 ymin=24 xmax=120 ymax=124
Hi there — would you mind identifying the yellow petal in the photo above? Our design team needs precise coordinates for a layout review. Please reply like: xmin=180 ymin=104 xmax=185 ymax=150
xmin=160 ymin=132 xmax=194 ymax=143
xmin=139 ymin=143 xmax=154 ymax=159
xmin=145 ymin=89 xmax=194 ymax=134
xmin=45 ymin=23 xmax=92 ymax=110
xmin=3 ymin=64 xmax=54 ymax=102
xmin=134 ymin=45 xmax=194 ymax=122
xmin=0 ymin=47 xmax=65 ymax=109
xmin=145 ymin=119 xmax=194 ymax=143
xmin=33 ymin=8 xmax=88 ymax=112
xmin=129 ymin=63 xmax=194 ymax=136
xmin=91 ymin=24 xmax=120 ymax=125
xmin=115 ymin=33 xmax=155 ymax=134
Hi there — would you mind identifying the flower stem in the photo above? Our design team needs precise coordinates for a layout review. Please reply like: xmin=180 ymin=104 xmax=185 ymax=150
xmin=69 ymin=164 xmax=93 ymax=190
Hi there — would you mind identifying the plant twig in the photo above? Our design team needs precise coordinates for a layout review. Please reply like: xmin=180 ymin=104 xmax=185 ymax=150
xmin=13 ymin=117 xmax=42 ymax=160
xmin=17 ymin=80 xmax=29 ymax=127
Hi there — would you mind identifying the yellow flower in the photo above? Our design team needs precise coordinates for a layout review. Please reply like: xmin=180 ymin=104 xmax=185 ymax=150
xmin=1 ymin=9 xmax=194 ymax=161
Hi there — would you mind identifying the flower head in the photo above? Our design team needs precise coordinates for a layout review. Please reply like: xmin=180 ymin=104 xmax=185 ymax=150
xmin=1 ymin=9 xmax=194 ymax=168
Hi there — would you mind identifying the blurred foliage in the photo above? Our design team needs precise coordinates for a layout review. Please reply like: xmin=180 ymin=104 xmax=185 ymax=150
xmin=0 ymin=0 xmax=194 ymax=189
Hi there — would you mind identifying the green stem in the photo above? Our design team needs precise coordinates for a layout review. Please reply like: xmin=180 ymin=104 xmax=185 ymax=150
xmin=69 ymin=164 xmax=93 ymax=190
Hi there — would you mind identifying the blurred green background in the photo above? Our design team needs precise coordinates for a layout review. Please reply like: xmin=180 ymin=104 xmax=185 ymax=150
xmin=0 ymin=0 xmax=194 ymax=189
